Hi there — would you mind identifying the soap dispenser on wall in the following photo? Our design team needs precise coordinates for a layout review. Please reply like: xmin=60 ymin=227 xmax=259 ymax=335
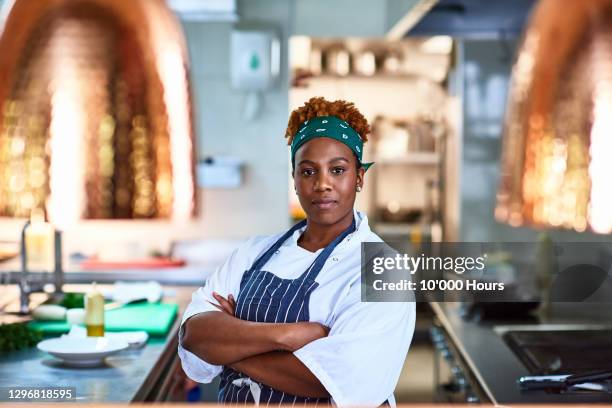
xmin=230 ymin=25 xmax=280 ymax=121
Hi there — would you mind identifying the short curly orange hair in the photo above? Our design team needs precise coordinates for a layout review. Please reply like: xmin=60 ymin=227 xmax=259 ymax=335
xmin=285 ymin=97 xmax=370 ymax=145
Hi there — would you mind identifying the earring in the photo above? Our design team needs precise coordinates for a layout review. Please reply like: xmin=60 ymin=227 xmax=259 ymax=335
xmin=356 ymin=186 xmax=362 ymax=192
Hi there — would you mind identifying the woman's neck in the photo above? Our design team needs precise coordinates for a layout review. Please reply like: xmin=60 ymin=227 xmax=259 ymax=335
xmin=298 ymin=211 xmax=354 ymax=252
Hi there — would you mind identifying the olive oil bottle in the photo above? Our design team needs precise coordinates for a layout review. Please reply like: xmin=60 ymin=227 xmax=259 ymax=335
xmin=85 ymin=282 xmax=105 ymax=336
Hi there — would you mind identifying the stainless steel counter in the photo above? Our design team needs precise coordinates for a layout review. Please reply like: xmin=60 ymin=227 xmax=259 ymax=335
xmin=0 ymin=284 xmax=197 ymax=403
xmin=431 ymin=301 xmax=612 ymax=404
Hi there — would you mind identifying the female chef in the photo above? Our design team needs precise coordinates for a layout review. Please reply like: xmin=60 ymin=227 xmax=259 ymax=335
xmin=178 ymin=97 xmax=415 ymax=407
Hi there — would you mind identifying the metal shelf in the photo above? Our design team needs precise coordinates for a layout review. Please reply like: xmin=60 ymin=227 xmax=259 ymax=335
xmin=373 ymin=222 xmax=432 ymax=236
xmin=374 ymin=152 xmax=440 ymax=165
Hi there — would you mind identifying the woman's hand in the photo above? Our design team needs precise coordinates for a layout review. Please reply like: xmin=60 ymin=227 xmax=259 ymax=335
xmin=208 ymin=292 xmax=236 ymax=316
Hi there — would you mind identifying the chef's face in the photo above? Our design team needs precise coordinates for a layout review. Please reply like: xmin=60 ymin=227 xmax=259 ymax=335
xmin=293 ymin=138 xmax=364 ymax=226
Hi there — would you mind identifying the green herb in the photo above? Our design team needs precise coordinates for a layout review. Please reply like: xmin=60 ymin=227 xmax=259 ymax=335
xmin=0 ymin=322 xmax=43 ymax=353
xmin=59 ymin=292 xmax=85 ymax=309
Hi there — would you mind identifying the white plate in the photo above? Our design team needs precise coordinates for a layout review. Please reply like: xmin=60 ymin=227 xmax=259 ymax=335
xmin=62 ymin=326 xmax=149 ymax=348
xmin=37 ymin=337 xmax=129 ymax=367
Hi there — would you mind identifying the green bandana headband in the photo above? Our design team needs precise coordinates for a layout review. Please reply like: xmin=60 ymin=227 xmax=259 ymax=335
xmin=290 ymin=116 xmax=374 ymax=171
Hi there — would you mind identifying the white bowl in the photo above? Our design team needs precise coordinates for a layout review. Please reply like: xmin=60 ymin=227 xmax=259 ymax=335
xmin=37 ymin=337 xmax=129 ymax=367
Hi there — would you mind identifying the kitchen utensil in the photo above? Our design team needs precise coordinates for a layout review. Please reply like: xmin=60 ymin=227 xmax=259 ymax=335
xmin=567 ymin=370 xmax=612 ymax=386
xmin=37 ymin=337 xmax=129 ymax=367
xmin=353 ymin=50 xmax=377 ymax=76
xmin=382 ymin=49 xmax=403 ymax=74
xmin=324 ymin=46 xmax=351 ymax=76
xmin=570 ymin=380 xmax=612 ymax=393
xmin=376 ymin=125 xmax=409 ymax=159
xmin=110 ymin=281 xmax=163 ymax=304
xmin=104 ymin=297 xmax=147 ymax=311
xmin=519 ymin=370 xmax=612 ymax=391
xmin=518 ymin=374 xmax=569 ymax=390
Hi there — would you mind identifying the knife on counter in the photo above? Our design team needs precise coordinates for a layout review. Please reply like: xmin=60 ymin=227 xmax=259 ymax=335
xmin=104 ymin=297 xmax=148 ymax=311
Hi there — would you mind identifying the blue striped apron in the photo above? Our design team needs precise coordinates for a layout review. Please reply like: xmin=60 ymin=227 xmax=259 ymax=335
xmin=218 ymin=218 xmax=356 ymax=405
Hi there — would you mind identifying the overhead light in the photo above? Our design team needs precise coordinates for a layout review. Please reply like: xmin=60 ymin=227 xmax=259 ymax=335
xmin=0 ymin=0 xmax=197 ymax=225
xmin=496 ymin=0 xmax=612 ymax=234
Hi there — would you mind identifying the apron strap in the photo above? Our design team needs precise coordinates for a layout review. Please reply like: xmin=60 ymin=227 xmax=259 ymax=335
xmin=249 ymin=216 xmax=356 ymax=283
xmin=248 ymin=219 xmax=307 ymax=272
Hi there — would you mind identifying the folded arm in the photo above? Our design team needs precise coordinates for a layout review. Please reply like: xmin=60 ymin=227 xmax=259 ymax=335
xmin=182 ymin=311 xmax=282 ymax=365
xmin=181 ymin=292 xmax=330 ymax=396
xmin=181 ymin=294 xmax=328 ymax=366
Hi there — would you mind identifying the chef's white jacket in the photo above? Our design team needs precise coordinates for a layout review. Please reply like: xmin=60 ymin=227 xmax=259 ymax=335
xmin=178 ymin=210 xmax=416 ymax=407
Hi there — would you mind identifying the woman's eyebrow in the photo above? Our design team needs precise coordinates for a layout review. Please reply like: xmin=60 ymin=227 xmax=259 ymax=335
xmin=297 ymin=159 xmax=316 ymax=166
xmin=297 ymin=157 xmax=349 ymax=166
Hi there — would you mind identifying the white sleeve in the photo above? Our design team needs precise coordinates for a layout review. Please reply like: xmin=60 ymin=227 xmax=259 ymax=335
xmin=177 ymin=240 xmax=252 ymax=383
xmin=293 ymin=282 xmax=416 ymax=407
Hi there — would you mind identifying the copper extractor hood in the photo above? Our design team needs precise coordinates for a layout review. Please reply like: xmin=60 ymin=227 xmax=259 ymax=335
xmin=496 ymin=0 xmax=612 ymax=234
xmin=0 ymin=0 xmax=196 ymax=226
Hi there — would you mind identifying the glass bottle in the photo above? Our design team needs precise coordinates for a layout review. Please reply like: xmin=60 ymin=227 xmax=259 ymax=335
xmin=85 ymin=282 xmax=105 ymax=336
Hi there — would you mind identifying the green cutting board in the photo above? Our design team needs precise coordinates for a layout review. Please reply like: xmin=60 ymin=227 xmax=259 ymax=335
xmin=28 ymin=303 xmax=178 ymax=337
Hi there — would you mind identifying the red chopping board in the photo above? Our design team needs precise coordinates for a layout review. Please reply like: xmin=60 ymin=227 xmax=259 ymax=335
xmin=80 ymin=257 xmax=185 ymax=269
